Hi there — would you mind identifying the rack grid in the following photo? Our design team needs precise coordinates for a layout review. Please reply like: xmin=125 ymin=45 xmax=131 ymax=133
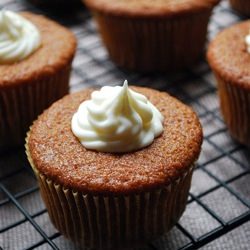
xmin=0 ymin=0 xmax=249 ymax=249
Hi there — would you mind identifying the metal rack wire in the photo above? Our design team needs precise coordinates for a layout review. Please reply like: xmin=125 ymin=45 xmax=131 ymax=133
xmin=0 ymin=0 xmax=249 ymax=249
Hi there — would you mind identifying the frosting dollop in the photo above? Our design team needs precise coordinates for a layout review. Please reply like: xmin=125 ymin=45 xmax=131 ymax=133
xmin=0 ymin=10 xmax=41 ymax=64
xmin=71 ymin=81 xmax=164 ymax=153
xmin=246 ymin=29 xmax=250 ymax=54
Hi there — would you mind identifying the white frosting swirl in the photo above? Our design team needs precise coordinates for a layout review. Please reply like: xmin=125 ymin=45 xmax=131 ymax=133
xmin=71 ymin=81 xmax=164 ymax=153
xmin=0 ymin=10 xmax=41 ymax=64
xmin=246 ymin=29 xmax=250 ymax=54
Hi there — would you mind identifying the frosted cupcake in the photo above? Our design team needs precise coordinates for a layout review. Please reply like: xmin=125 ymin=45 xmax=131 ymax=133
xmin=0 ymin=10 xmax=76 ymax=151
xmin=207 ymin=21 xmax=250 ymax=146
xmin=26 ymin=81 xmax=203 ymax=249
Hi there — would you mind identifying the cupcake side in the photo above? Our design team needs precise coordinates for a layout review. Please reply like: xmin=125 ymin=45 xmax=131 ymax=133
xmin=207 ymin=21 xmax=250 ymax=146
xmin=26 ymin=84 xmax=203 ymax=249
xmin=83 ymin=0 xmax=220 ymax=72
xmin=0 ymin=11 xmax=77 ymax=151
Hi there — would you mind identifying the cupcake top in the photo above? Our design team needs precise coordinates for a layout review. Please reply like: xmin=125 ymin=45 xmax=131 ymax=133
xmin=0 ymin=12 xmax=76 ymax=88
xmin=28 ymin=86 xmax=202 ymax=195
xmin=207 ymin=20 xmax=250 ymax=90
xmin=0 ymin=11 xmax=41 ymax=64
xmin=84 ymin=0 xmax=220 ymax=17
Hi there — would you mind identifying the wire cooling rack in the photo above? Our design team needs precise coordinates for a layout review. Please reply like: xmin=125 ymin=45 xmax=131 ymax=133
xmin=0 ymin=0 xmax=250 ymax=249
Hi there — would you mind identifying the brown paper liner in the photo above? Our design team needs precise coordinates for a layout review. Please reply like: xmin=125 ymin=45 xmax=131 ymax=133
xmin=26 ymin=135 xmax=195 ymax=249
xmin=92 ymin=9 xmax=212 ymax=72
xmin=0 ymin=65 xmax=71 ymax=151
xmin=215 ymin=74 xmax=250 ymax=147
xmin=230 ymin=0 xmax=250 ymax=16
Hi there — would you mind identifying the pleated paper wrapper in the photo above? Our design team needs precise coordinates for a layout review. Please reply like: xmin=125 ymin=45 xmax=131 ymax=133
xmin=215 ymin=73 xmax=250 ymax=147
xmin=92 ymin=9 xmax=213 ymax=72
xmin=0 ymin=65 xmax=71 ymax=151
xmin=26 ymin=135 xmax=195 ymax=249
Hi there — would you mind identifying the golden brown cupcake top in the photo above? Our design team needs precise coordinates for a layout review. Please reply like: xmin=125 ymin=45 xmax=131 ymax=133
xmin=28 ymin=87 xmax=203 ymax=195
xmin=84 ymin=0 xmax=220 ymax=17
xmin=0 ymin=12 xmax=76 ymax=88
xmin=207 ymin=20 xmax=250 ymax=90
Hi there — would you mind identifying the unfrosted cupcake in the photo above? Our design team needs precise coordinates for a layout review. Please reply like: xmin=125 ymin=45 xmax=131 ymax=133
xmin=207 ymin=21 xmax=250 ymax=146
xmin=230 ymin=0 xmax=250 ymax=16
xmin=0 ymin=11 xmax=76 ymax=151
xmin=26 ymin=82 xmax=203 ymax=249
xmin=83 ymin=0 xmax=220 ymax=72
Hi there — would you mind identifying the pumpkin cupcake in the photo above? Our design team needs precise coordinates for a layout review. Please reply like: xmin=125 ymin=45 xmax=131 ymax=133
xmin=230 ymin=0 xmax=250 ymax=16
xmin=83 ymin=0 xmax=220 ymax=72
xmin=207 ymin=21 xmax=250 ymax=146
xmin=0 ymin=10 xmax=77 ymax=151
xmin=26 ymin=82 xmax=203 ymax=249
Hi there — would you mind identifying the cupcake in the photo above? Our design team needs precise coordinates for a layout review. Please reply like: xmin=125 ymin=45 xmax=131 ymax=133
xmin=0 ymin=11 xmax=77 ymax=151
xmin=207 ymin=21 xmax=250 ymax=146
xmin=26 ymin=81 xmax=203 ymax=249
xmin=230 ymin=0 xmax=250 ymax=16
xmin=83 ymin=0 xmax=220 ymax=72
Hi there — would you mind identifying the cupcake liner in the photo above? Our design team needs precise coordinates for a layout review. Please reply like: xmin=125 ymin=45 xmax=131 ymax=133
xmin=215 ymin=74 xmax=250 ymax=146
xmin=230 ymin=0 xmax=250 ymax=16
xmin=0 ymin=65 xmax=71 ymax=151
xmin=26 ymin=135 xmax=195 ymax=249
xmin=92 ymin=9 xmax=212 ymax=72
